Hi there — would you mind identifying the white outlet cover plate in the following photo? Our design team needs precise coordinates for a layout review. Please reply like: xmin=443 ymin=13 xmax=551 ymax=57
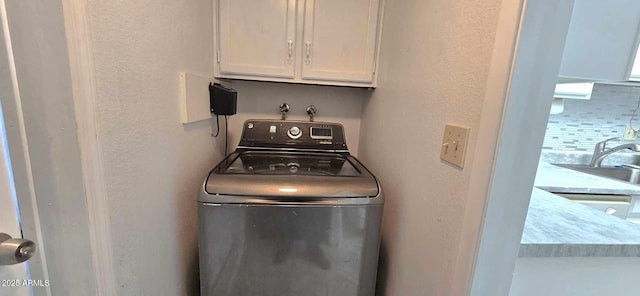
xmin=440 ymin=123 xmax=471 ymax=168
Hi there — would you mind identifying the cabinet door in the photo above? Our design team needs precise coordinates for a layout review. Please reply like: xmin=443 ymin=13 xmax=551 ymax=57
xmin=217 ymin=0 xmax=297 ymax=78
xmin=559 ymin=0 xmax=640 ymax=80
xmin=301 ymin=0 xmax=380 ymax=83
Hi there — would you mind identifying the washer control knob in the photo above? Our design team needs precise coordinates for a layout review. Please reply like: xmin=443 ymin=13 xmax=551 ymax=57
xmin=288 ymin=126 xmax=302 ymax=139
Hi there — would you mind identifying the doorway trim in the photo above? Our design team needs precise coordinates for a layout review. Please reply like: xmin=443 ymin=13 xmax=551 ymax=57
xmin=451 ymin=0 xmax=575 ymax=295
xmin=61 ymin=1 xmax=117 ymax=294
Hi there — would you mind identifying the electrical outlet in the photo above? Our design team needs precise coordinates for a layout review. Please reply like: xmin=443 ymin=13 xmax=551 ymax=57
xmin=623 ymin=125 xmax=638 ymax=140
xmin=440 ymin=124 xmax=470 ymax=168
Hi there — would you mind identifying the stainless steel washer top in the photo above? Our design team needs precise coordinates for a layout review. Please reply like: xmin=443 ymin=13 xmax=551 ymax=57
xmin=200 ymin=119 xmax=383 ymax=204
xmin=199 ymin=119 xmax=383 ymax=296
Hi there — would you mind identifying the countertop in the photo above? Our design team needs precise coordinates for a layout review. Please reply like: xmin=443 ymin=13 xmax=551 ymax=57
xmin=520 ymin=188 xmax=640 ymax=257
xmin=534 ymin=161 xmax=640 ymax=196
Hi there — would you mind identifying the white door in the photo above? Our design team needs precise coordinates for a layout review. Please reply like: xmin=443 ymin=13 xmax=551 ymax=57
xmin=0 ymin=2 xmax=36 ymax=295
xmin=301 ymin=0 xmax=380 ymax=83
xmin=217 ymin=0 xmax=297 ymax=78
xmin=0 ymin=109 xmax=30 ymax=296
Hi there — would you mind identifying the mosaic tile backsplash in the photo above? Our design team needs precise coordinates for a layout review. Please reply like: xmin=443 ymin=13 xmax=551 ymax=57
xmin=543 ymin=83 xmax=640 ymax=152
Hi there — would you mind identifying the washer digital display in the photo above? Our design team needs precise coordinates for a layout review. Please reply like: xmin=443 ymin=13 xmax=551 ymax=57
xmin=310 ymin=127 xmax=333 ymax=140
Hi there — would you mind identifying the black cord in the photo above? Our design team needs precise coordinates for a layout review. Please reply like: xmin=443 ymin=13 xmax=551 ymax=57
xmin=212 ymin=115 xmax=220 ymax=137
xmin=211 ymin=114 xmax=228 ymax=155
xmin=224 ymin=115 xmax=229 ymax=156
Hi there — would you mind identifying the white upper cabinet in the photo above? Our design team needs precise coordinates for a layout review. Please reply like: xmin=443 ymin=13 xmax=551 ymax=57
xmin=214 ymin=0 xmax=383 ymax=87
xmin=559 ymin=0 xmax=640 ymax=81
xmin=301 ymin=0 xmax=380 ymax=83
xmin=217 ymin=0 xmax=297 ymax=78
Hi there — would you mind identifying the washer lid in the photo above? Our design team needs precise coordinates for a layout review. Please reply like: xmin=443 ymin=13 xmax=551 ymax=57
xmin=203 ymin=151 xmax=380 ymax=199
xmin=224 ymin=152 xmax=360 ymax=176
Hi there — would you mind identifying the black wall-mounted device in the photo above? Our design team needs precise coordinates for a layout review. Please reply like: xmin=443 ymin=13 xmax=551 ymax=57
xmin=209 ymin=83 xmax=237 ymax=115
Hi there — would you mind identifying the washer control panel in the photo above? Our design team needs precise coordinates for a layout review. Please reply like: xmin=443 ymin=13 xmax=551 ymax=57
xmin=239 ymin=120 xmax=347 ymax=150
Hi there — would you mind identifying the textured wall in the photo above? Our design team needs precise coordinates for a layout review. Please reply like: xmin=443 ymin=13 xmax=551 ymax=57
xmin=86 ymin=1 xmax=365 ymax=294
xmin=87 ymin=1 xmax=217 ymax=294
xmin=543 ymin=83 xmax=640 ymax=152
xmin=358 ymin=0 xmax=501 ymax=295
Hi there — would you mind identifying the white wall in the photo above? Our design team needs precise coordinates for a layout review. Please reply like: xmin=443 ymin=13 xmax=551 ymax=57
xmin=358 ymin=0 xmax=501 ymax=295
xmin=85 ymin=1 xmax=365 ymax=295
xmin=86 ymin=1 xmax=216 ymax=294
xmin=510 ymin=257 xmax=640 ymax=296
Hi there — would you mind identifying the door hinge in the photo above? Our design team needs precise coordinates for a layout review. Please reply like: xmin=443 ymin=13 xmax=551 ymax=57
xmin=217 ymin=51 xmax=220 ymax=63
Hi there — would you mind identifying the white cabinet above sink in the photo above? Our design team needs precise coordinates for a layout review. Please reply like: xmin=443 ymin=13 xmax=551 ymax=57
xmin=559 ymin=0 xmax=640 ymax=81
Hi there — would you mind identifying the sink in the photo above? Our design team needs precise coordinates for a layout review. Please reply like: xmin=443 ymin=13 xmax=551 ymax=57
xmin=554 ymin=164 xmax=640 ymax=184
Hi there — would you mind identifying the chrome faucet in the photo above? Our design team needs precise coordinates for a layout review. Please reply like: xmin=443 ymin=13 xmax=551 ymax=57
xmin=590 ymin=137 xmax=640 ymax=167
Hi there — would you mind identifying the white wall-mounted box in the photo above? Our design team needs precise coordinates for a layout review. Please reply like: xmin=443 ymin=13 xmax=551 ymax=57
xmin=179 ymin=72 xmax=216 ymax=124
